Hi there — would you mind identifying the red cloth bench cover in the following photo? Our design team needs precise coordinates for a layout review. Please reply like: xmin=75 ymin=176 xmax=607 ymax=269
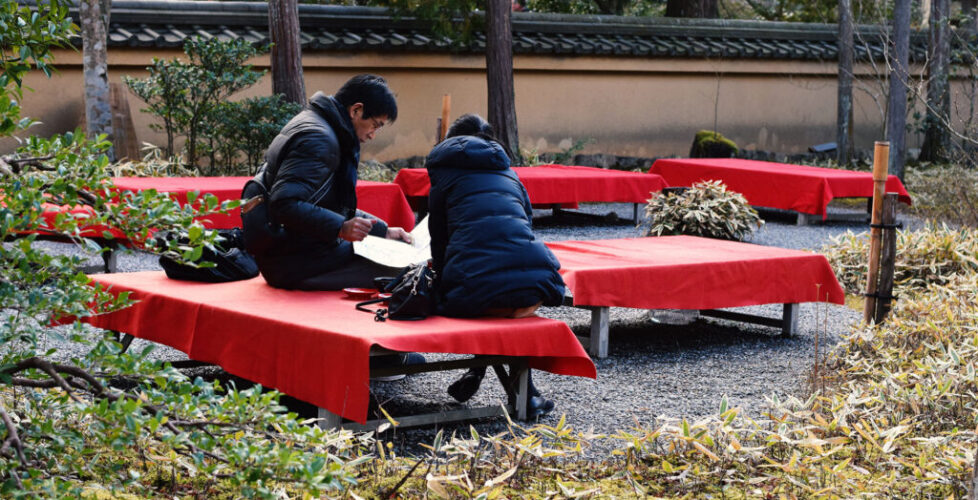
xmin=83 ymin=272 xmax=596 ymax=423
xmin=34 ymin=202 xmax=126 ymax=241
xmin=648 ymin=158 xmax=912 ymax=219
xmin=548 ymin=236 xmax=845 ymax=310
xmin=111 ymin=177 xmax=416 ymax=230
xmin=394 ymin=164 xmax=668 ymax=205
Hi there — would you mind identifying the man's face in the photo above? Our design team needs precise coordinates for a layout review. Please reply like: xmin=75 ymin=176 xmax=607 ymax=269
xmin=349 ymin=103 xmax=388 ymax=144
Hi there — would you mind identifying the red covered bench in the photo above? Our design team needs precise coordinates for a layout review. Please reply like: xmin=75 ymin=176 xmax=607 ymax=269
xmin=394 ymin=164 xmax=668 ymax=222
xmin=82 ymin=272 xmax=596 ymax=429
xmin=111 ymin=176 xmax=416 ymax=231
xmin=28 ymin=178 xmax=417 ymax=273
xmin=548 ymin=236 xmax=846 ymax=358
xmin=649 ymin=158 xmax=911 ymax=225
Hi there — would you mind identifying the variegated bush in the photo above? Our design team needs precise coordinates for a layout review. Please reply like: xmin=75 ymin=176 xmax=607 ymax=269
xmin=823 ymin=225 xmax=978 ymax=295
xmin=643 ymin=180 xmax=764 ymax=241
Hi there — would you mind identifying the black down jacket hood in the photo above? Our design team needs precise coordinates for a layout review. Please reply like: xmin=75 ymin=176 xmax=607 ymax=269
xmin=426 ymin=136 xmax=565 ymax=317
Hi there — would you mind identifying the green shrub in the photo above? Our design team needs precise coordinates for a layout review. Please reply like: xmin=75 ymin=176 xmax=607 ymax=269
xmin=124 ymin=37 xmax=264 ymax=171
xmin=642 ymin=180 xmax=763 ymax=241
xmin=204 ymin=95 xmax=302 ymax=176
xmin=905 ymin=163 xmax=978 ymax=228
xmin=689 ymin=129 xmax=738 ymax=158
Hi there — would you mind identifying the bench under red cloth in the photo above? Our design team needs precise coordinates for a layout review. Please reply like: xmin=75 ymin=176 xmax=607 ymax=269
xmin=648 ymin=158 xmax=912 ymax=219
xmin=394 ymin=164 xmax=668 ymax=206
xmin=549 ymin=236 xmax=844 ymax=309
xmin=111 ymin=177 xmax=417 ymax=230
xmin=82 ymin=272 xmax=596 ymax=423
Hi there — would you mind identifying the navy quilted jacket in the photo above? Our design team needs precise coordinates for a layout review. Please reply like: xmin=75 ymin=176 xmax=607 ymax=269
xmin=426 ymin=136 xmax=565 ymax=317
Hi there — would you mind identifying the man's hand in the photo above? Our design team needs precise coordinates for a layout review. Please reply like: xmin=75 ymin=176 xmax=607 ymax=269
xmin=339 ymin=217 xmax=375 ymax=242
xmin=386 ymin=227 xmax=413 ymax=244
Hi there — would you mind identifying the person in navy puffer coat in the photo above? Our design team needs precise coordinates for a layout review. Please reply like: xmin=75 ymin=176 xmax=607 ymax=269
xmin=426 ymin=114 xmax=565 ymax=417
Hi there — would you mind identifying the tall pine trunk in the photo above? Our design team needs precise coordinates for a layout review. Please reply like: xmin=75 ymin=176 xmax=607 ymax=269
xmin=80 ymin=0 xmax=114 ymax=160
xmin=486 ymin=0 xmax=520 ymax=164
xmin=919 ymin=0 xmax=950 ymax=162
xmin=886 ymin=0 xmax=911 ymax=179
xmin=837 ymin=0 xmax=854 ymax=166
xmin=268 ymin=0 xmax=306 ymax=105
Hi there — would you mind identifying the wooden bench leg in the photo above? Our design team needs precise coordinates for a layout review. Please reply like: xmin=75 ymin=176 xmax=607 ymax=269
xmin=102 ymin=247 xmax=118 ymax=273
xmin=512 ymin=366 xmax=529 ymax=421
xmin=317 ymin=407 xmax=343 ymax=429
xmin=781 ymin=303 xmax=799 ymax=337
xmin=589 ymin=306 xmax=609 ymax=359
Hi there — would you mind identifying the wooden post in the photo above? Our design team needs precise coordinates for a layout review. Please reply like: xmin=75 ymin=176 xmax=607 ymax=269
xmin=109 ymin=83 xmax=140 ymax=161
xmin=434 ymin=117 xmax=443 ymax=146
xmin=439 ymin=94 xmax=451 ymax=142
xmin=875 ymin=193 xmax=899 ymax=323
xmin=863 ymin=141 xmax=890 ymax=323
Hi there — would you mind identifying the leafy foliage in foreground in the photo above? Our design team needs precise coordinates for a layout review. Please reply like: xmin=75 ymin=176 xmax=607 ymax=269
xmin=823 ymin=224 xmax=978 ymax=296
xmin=642 ymin=180 xmax=764 ymax=241
xmin=1 ymin=3 xmax=363 ymax=497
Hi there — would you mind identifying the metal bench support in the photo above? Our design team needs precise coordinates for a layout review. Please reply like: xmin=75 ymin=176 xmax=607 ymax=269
xmin=317 ymin=355 xmax=532 ymax=431
xmin=571 ymin=303 xmax=801 ymax=358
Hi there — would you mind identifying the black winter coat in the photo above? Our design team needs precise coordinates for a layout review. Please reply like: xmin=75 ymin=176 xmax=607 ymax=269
xmin=242 ymin=92 xmax=387 ymax=288
xmin=426 ymin=136 xmax=565 ymax=317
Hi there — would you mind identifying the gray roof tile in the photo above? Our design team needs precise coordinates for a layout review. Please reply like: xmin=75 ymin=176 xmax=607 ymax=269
xmin=84 ymin=0 xmax=935 ymax=63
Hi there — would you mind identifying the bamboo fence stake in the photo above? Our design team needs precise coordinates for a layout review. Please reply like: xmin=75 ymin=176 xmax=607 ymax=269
xmin=863 ymin=141 xmax=890 ymax=323
xmin=875 ymin=193 xmax=899 ymax=323
xmin=439 ymin=94 xmax=451 ymax=142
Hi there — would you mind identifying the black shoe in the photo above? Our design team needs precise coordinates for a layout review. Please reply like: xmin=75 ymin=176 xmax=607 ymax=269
xmin=527 ymin=396 xmax=555 ymax=419
xmin=370 ymin=352 xmax=426 ymax=382
xmin=447 ymin=370 xmax=485 ymax=402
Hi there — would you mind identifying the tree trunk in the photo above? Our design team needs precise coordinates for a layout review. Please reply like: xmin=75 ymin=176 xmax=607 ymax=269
xmin=486 ymin=0 xmax=521 ymax=164
xmin=268 ymin=0 xmax=306 ymax=105
xmin=665 ymin=0 xmax=718 ymax=18
xmin=80 ymin=0 xmax=114 ymax=161
xmin=837 ymin=0 xmax=854 ymax=166
xmin=886 ymin=0 xmax=911 ymax=180
xmin=919 ymin=0 xmax=951 ymax=163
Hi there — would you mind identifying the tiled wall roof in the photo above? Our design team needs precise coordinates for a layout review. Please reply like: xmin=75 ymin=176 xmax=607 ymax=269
xmin=89 ymin=0 xmax=930 ymax=62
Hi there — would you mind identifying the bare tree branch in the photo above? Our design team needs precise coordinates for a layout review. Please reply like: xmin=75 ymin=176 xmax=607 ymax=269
xmin=0 ymin=400 xmax=27 ymax=490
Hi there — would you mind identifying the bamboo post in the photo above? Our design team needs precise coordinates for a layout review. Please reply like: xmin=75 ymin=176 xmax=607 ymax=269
xmin=875 ymin=193 xmax=899 ymax=323
xmin=863 ymin=141 xmax=890 ymax=323
xmin=439 ymin=94 xmax=451 ymax=142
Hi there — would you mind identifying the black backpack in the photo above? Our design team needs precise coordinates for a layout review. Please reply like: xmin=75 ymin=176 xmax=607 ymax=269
xmin=158 ymin=228 xmax=260 ymax=283
xmin=356 ymin=262 xmax=436 ymax=321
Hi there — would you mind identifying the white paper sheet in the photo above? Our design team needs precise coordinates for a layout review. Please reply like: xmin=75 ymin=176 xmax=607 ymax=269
xmin=353 ymin=216 xmax=431 ymax=268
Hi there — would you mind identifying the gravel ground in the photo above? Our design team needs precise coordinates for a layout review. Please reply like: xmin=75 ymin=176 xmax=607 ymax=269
xmin=27 ymin=201 xmax=912 ymax=459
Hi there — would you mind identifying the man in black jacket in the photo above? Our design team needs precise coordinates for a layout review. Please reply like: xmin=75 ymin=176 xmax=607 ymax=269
xmin=243 ymin=74 xmax=411 ymax=290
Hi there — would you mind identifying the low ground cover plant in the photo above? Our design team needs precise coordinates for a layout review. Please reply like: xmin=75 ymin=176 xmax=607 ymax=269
xmin=823 ymin=224 xmax=978 ymax=295
xmin=905 ymin=163 xmax=978 ymax=228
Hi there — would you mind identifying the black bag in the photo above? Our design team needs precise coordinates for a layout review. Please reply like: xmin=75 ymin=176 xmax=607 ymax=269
xmin=356 ymin=261 xmax=436 ymax=321
xmin=158 ymin=228 xmax=260 ymax=283
xmin=240 ymin=171 xmax=288 ymax=257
